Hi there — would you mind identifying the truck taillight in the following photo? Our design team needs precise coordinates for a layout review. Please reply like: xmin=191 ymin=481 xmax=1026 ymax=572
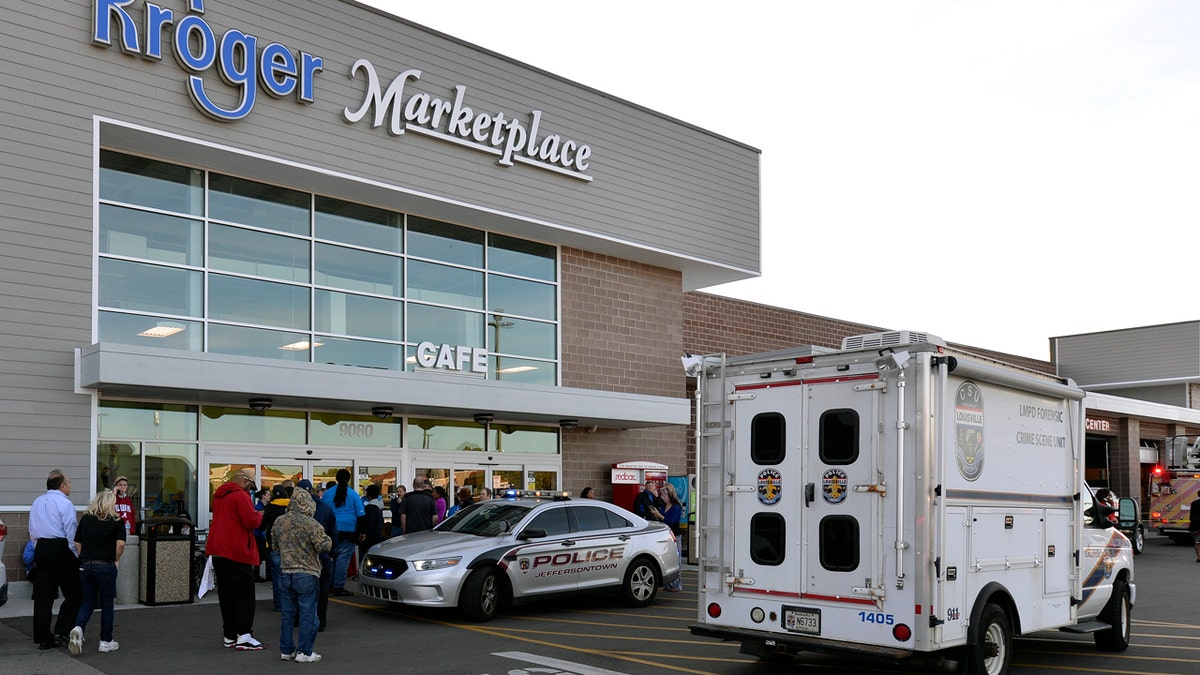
xmin=1151 ymin=511 xmax=1162 ymax=520
xmin=707 ymin=603 xmax=722 ymax=618
xmin=1153 ymin=465 xmax=1163 ymax=476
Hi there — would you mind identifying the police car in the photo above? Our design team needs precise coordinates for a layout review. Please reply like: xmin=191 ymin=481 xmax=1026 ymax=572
xmin=357 ymin=490 xmax=681 ymax=621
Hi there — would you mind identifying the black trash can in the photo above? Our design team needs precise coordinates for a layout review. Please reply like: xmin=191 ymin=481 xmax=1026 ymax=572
xmin=139 ymin=516 xmax=195 ymax=606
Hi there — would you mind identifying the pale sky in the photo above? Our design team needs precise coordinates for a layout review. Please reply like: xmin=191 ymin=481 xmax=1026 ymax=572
xmin=360 ymin=1 xmax=1200 ymax=361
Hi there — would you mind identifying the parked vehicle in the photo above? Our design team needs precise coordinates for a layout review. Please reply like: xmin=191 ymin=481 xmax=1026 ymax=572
xmin=689 ymin=331 xmax=1134 ymax=675
xmin=358 ymin=489 xmax=681 ymax=621
xmin=1148 ymin=436 xmax=1200 ymax=545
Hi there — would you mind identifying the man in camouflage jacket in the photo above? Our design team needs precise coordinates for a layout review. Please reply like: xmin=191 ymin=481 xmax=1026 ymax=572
xmin=270 ymin=488 xmax=332 ymax=662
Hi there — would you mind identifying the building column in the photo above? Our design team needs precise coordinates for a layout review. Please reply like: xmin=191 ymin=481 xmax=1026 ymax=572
xmin=1112 ymin=417 xmax=1140 ymax=500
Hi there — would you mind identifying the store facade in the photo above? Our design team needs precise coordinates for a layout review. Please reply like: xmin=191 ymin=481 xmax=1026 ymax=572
xmin=0 ymin=0 xmax=760 ymax=557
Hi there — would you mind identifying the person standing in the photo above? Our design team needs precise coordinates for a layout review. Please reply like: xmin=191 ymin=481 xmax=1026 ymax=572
xmin=297 ymin=480 xmax=336 ymax=632
xmin=69 ymin=490 xmax=127 ymax=655
xmin=388 ymin=485 xmax=407 ymax=536
xmin=271 ymin=488 xmax=331 ymax=663
xmin=632 ymin=480 xmax=663 ymax=522
xmin=321 ymin=469 xmax=364 ymax=597
xmin=579 ymin=486 xmax=595 ymax=499
xmin=206 ymin=468 xmax=265 ymax=650
xmin=112 ymin=476 xmax=137 ymax=537
xmin=399 ymin=477 xmax=438 ymax=534
xmin=30 ymin=469 xmax=81 ymax=650
xmin=654 ymin=484 xmax=684 ymax=592
xmin=1190 ymin=495 xmax=1200 ymax=563
xmin=359 ymin=484 xmax=385 ymax=561
xmin=261 ymin=484 xmax=291 ymax=611
xmin=253 ymin=487 xmax=270 ymax=583
xmin=432 ymin=485 xmax=449 ymax=522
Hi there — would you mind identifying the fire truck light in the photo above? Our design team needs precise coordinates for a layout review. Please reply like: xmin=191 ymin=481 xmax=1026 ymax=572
xmin=1153 ymin=466 xmax=1163 ymax=476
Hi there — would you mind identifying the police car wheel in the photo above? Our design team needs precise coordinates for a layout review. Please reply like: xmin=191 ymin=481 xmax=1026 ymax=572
xmin=1094 ymin=579 xmax=1131 ymax=652
xmin=459 ymin=567 xmax=501 ymax=622
xmin=621 ymin=557 xmax=659 ymax=607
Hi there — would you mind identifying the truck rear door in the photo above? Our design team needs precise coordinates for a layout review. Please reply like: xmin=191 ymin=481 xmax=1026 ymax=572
xmin=802 ymin=375 xmax=883 ymax=605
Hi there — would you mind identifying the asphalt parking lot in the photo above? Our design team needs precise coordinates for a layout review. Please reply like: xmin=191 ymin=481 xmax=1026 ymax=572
xmin=4 ymin=535 xmax=1200 ymax=674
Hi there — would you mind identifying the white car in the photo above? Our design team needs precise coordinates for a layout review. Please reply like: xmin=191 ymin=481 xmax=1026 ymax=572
xmin=358 ymin=490 xmax=681 ymax=621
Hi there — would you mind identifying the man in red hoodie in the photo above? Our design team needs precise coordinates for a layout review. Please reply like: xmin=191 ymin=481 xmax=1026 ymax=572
xmin=206 ymin=468 xmax=265 ymax=650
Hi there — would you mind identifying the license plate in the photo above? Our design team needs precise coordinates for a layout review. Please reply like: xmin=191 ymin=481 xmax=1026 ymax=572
xmin=782 ymin=606 xmax=821 ymax=635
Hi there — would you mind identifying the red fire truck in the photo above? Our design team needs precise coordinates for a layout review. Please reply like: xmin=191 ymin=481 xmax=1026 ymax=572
xmin=1148 ymin=436 xmax=1200 ymax=544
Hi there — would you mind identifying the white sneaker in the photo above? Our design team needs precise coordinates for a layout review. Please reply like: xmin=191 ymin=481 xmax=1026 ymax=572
xmin=68 ymin=627 xmax=83 ymax=656
xmin=99 ymin=641 xmax=119 ymax=653
xmin=281 ymin=652 xmax=296 ymax=661
xmin=235 ymin=633 xmax=265 ymax=651
xmin=295 ymin=652 xmax=322 ymax=663
xmin=223 ymin=637 xmax=236 ymax=648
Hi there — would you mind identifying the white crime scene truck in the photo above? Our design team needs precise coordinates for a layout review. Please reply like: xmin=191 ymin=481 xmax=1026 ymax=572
xmin=688 ymin=331 xmax=1134 ymax=675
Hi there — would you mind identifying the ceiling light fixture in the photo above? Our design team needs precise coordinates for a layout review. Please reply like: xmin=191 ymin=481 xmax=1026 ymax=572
xmin=279 ymin=340 xmax=323 ymax=351
xmin=138 ymin=321 xmax=186 ymax=338
xmin=249 ymin=398 xmax=273 ymax=412
xmin=372 ymin=406 xmax=393 ymax=420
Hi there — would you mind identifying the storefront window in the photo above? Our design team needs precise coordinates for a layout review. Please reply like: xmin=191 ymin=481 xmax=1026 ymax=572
xmin=100 ymin=150 xmax=202 ymax=216
xmin=493 ymin=425 xmax=559 ymax=454
xmin=200 ymin=406 xmax=307 ymax=444
xmin=98 ymin=401 xmax=198 ymax=440
xmin=208 ymin=275 xmax=310 ymax=330
xmin=309 ymin=413 xmax=402 ymax=447
xmin=208 ymin=463 xmax=254 ymax=514
xmin=314 ymin=336 xmax=403 ymax=370
xmin=487 ymin=317 xmax=556 ymax=359
xmin=99 ymin=258 xmax=202 ymax=316
xmin=408 ymin=304 xmax=484 ymax=349
xmin=408 ymin=260 xmax=483 ymax=308
xmin=488 ymin=275 xmax=556 ymax=321
xmin=143 ymin=442 xmax=197 ymax=520
xmin=207 ymin=324 xmax=316 ymax=361
xmin=359 ymin=466 xmax=396 ymax=497
xmin=100 ymin=204 xmax=203 ymax=266
xmin=96 ymin=442 xmax=140 ymax=494
xmin=315 ymin=243 xmax=403 ymax=296
xmin=209 ymin=174 xmax=310 ymax=236
xmin=408 ymin=216 xmax=483 ymax=267
xmin=529 ymin=470 xmax=558 ymax=490
xmin=492 ymin=356 xmax=557 ymax=385
xmin=418 ymin=467 xmax=452 ymax=493
xmin=488 ymin=234 xmax=555 ymax=281
xmin=315 ymin=197 xmax=403 ymax=254
xmin=210 ymin=224 xmax=311 ymax=283
xmin=315 ymin=291 xmax=403 ymax=342
xmin=408 ymin=419 xmax=483 ymax=451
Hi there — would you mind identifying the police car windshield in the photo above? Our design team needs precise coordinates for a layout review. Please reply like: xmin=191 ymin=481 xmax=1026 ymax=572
xmin=438 ymin=502 xmax=531 ymax=536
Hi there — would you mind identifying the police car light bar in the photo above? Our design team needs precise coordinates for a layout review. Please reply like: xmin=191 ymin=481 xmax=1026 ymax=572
xmin=501 ymin=489 xmax=571 ymax=500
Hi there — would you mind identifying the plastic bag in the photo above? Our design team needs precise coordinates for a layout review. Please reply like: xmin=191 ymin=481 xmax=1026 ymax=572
xmin=197 ymin=555 xmax=215 ymax=598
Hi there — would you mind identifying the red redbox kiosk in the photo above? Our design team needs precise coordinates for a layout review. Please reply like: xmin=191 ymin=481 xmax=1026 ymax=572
xmin=611 ymin=461 xmax=669 ymax=513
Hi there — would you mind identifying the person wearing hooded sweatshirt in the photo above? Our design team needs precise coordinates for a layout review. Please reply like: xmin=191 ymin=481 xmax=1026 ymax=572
xmin=206 ymin=468 xmax=265 ymax=651
xmin=271 ymin=488 xmax=331 ymax=663
xmin=261 ymin=484 xmax=291 ymax=612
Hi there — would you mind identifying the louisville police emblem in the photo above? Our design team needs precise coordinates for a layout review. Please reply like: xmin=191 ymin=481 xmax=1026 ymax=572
xmin=757 ymin=469 xmax=782 ymax=506
xmin=954 ymin=381 xmax=985 ymax=481
xmin=822 ymin=468 xmax=848 ymax=504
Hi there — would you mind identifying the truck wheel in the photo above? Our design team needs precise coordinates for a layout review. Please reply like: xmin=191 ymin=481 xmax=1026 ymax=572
xmin=1094 ymin=579 xmax=1131 ymax=652
xmin=1131 ymin=525 xmax=1145 ymax=555
xmin=458 ymin=567 xmax=501 ymax=622
xmin=962 ymin=603 xmax=1012 ymax=675
xmin=621 ymin=557 xmax=660 ymax=607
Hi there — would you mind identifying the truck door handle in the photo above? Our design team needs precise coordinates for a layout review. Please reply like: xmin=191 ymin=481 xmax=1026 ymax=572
xmin=805 ymin=483 xmax=815 ymax=507
xmin=560 ymin=540 xmax=575 ymax=546
xmin=619 ymin=535 xmax=631 ymax=541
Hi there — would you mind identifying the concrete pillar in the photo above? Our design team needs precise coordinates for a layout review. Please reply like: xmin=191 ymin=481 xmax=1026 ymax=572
xmin=115 ymin=536 xmax=139 ymax=606
xmin=1113 ymin=418 xmax=1140 ymax=501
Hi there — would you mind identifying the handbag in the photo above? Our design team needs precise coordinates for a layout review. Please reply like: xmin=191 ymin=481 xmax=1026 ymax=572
xmin=197 ymin=555 xmax=216 ymax=598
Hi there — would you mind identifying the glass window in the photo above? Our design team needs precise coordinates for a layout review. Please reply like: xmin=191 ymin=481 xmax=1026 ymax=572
xmin=207 ymin=324 xmax=317 ymax=361
xmin=751 ymin=413 xmax=785 ymax=465
xmin=98 ymin=401 xmax=198 ymax=440
xmin=488 ymin=276 xmax=556 ymax=321
xmin=315 ymin=290 xmax=402 ymax=341
xmin=208 ymin=462 xmax=254 ymax=514
xmin=491 ymin=357 xmax=557 ymax=386
xmin=408 ymin=260 xmax=482 ymax=308
xmin=261 ymin=463 xmax=303 ymax=494
xmin=493 ymin=424 xmax=559 ymax=454
xmin=200 ymin=406 xmax=307 ymax=444
xmin=819 ymin=409 xmax=859 ymax=465
xmin=408 ymin=419 xmax=483 ymax=451
xmin=750 ymin=512 xmax=785 ymax=566
xmin=99 ymin=258 xmax=202 ymax=316
xmin=488 ymin=234 xmax=555 ymax=281
xmin=209 ymin=224 xmax=310 ymax=283
xmin=491 ymin=469 xmax=522 ymax=492
xmin=143 ymin=443 xmax=197 ymax=519
xmin=360 ymin=467 xmax=396 ymax=498
xmin=408 ymin=216 xmax=483 ymax=267
xmin=819 ymin=515 xmax=860 ymax=571
xmin=525 ymin=507 xmax=570 ymax=536
xmin=314 ymin=243 xmax=403 ymax=296
xmin=408 ymin=304 xmax=483 ymax=349
xmin=574 ymin=506 xmax=618 ymax=532
xmin=209 ymin=174 xmax=310 ymax=235
xmin=100 ymin=150 xmax=203 ymax=216
xmin=100 ymin=204 xmax=203 ymax=266
xmin=208 ymin=275 xmax=310 ymax=330
xmin=487 ymin=316 xmax=556 ymax=359
xmin=99 ymin=312 xmax=203 ymax=351
xmin=312 ymin=336 xmax=403 ymax=370
xmin=315 ymin=197 xmax=403 ymax=253
xmin=96 ymin=441 xmax=141 ymax=494
xmin=529 ymin=470 xmax=559 ymax=491
xmin=309 ymin=413 xmax=402 ymax=447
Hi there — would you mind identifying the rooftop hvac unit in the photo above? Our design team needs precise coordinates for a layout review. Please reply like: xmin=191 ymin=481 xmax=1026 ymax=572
xmin=842 ymin=330 xmax=946 ymax=351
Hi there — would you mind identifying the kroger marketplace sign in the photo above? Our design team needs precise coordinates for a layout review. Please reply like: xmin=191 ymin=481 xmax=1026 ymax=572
xmin=91 ymin=0 xmax=594 ymax=181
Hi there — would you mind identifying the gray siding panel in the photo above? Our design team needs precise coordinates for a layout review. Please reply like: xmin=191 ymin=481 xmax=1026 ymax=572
xmin=1056 ymin=322 xmax=1200 ymax=386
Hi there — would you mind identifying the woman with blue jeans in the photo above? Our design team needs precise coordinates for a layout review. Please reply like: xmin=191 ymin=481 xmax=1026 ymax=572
xmin=320 ymin=469 xmax=364 ymax=596
xmin=69 ymin=490 xmax=127 ymax=655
